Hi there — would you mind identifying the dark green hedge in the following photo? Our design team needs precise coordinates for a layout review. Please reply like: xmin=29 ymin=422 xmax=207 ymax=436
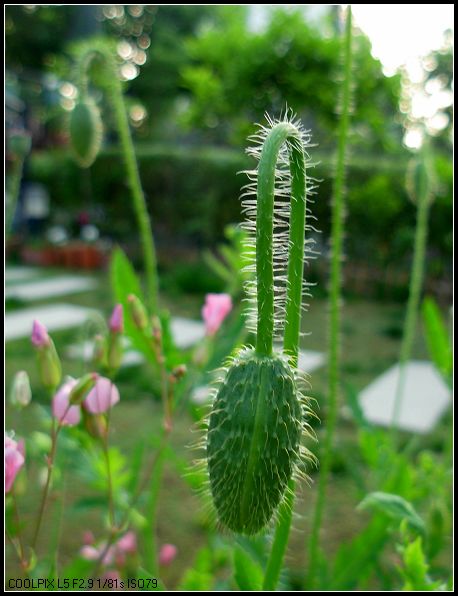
xmin=27 ymin=143 xmax=452 ymax=279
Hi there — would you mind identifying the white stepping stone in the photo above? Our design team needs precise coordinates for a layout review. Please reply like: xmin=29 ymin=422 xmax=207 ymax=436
xmin=6 ymin=276 xmax=97 ymax=302
xmin=359 ymin=361 xmax=451 ymax=434
xmin=297 ymin=349 xmax=325 ymax=374
xmin=6 ymin=304 xmax=97 ymax=341
xmin=6 ymin=267 xmax=41 ymax=284
xmin=191 ymin=348 xmax=326 ymax=404
xmin=170 ymin=317 xmax=206 ymax=349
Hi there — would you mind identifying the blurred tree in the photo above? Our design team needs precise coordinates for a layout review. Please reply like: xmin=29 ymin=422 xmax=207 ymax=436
xmin=179 ymin=8 xmax=405 ymax=155
xmin=101 ymin=5 xmax=226 ymax=138
xmin=5 ymin=5 xmax=100 ymax=70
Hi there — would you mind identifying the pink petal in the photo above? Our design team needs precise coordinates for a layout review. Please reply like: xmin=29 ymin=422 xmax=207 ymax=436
xmin=5 ymin=435 xmax=25 ymax=493
xmin=52 ymin=379 xmax=81 ymax=426
xmin=116 ymin=531 xmax=137 ymax=554
xmin=159 ymin=543 xmax=177 ymax=566
xmin=84 ymin=377 xmax=120 ymax=414
xmin=202 ymin=293 xmax=233 ymax=336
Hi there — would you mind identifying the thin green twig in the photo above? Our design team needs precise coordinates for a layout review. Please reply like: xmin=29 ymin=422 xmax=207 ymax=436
xmin=307 ymin=7 xmax=353 ymax=588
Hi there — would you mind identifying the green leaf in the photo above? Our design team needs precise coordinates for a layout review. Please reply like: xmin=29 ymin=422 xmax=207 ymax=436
xmin=109 ymin=246 xmax=157 ymax=366
xmin=345 ymin=383 xmax=371 ymax=430
xmin=398 ymin=536 xmax=443 ymax=591
xmin=233 ymin=545 xmax=263 ymax=590
xmin=177 ymin=547 xmax=214 ymax=591
xmin=358 ymin=492 xmax=425 ymax=533
xmin=422 ymin=297 xmax=452 ymax=383
xmin=72 ymin=496 xmax=109 ymax=511
xmin=203 ymin=250 xmax=233 ymax=284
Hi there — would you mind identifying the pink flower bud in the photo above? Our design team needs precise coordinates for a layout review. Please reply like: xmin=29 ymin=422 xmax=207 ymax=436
xmin=101 ymin=571 xmax=122 ymax=588
xmin=83 ymin=531 xmax=95 ymax=545
xmin=84 ymin=377 xmax=120 ymax=414
xmin=10 ymin=371 xmax=32 ymax=408
xmin=80 ymin=544 xmax=115 ymax=566
xmin=109 ymin=304 xmax=124 ymax=334
xmin=202 ymin=293 xmax=233 ymax=336
xmin=116 ymin=531 xmax=137 ymax=554
xmin=52 ymin=379 xmax=81 ymax=426
xmin=5 ymin=434 xmax=25 ymax=493
xmin=159 ymin=543 xmax=177 ymax=566
xmin=31 ymin=319 xmax=50 ymax=347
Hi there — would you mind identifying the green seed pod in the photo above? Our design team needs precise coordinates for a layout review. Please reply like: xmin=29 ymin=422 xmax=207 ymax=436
xmin=207 ymin=348 xmax=301 ymax=535
xmin=9 ymin=130 xmax=32 ymax=159
xmin=406 ymin=142 xmax=436 ymax=206
xmin=69 ymin=97 xmax=103 ymax=168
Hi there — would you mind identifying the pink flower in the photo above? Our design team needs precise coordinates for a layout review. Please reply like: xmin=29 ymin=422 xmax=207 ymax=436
xmin=83 ymin=531 xmax=95 ymax=545
xmin=101 ymin=571 xmax=122 ymax=588
xmin=202 ymin=293 xmax=233 ymax=336
xmin=84 ymin=377 xmax=120 ymax=414
xmin=159 ymin=543 xmax=177 ymax=566
xmin=109 ymin=304 xmax=124 ymax=334
xmin=5 ymin=434 xmax=25 ymax=493
xmin=80 ymin=544 xmax=115 ymax=566
xmin=31 ymin=319 xmax=50 ymax=347
xmin=80 ymin=532 xmax=136 ymax=569
xmin=52 ymin=379 xmax=81 ymax=426
xmin=116 ymin=531 xmax=137 ymax=554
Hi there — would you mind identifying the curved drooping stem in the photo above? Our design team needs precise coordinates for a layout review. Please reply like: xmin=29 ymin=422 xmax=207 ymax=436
xmin=255 ymin=121 xmax=308 ymax=590
xmin=255 ymin=122 xmax=307 ymax=363
xmin=77 ymin=46 xmax=159 ymax=313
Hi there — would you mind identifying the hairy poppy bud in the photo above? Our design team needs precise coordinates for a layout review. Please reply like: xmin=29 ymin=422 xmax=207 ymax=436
xmin=69 ymin=97 xmax=103 ymax=168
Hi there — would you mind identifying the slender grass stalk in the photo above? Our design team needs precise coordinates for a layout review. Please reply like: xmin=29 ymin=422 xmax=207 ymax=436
xmin=76 ymin=44 xmax=159 ymax=313
xmin=307 ymin=7 xmax=353 ymax=588
xmin=391 ymin=144 xmax=434 ymax=435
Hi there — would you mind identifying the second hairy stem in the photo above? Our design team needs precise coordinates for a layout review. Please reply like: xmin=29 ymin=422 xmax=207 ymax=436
xmin=255 ymin=121 xmax=308 ymax=590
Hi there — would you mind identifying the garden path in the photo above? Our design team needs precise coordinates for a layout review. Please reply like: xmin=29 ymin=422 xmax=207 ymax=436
xmin=5 ymin=267 xmax=326 ymax=378
xmin=6 ymin=275 xmax=97 ymax=301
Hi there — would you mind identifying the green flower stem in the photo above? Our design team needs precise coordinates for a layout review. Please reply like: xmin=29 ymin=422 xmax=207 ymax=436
xmin=32 ymin=418 xmax=59 ymax=550
xmin=262 ymin=478 xmax=296 ymax=590
xmin=108 ymin=77 xmax=159 ymax=313
xmin=255 ymin=123 xmax=307 ymax=359
xmin=80 ymin=47 xmax=159 ymax=313
xmin=6 ymin=156 xmax=25 ymax=237
xmin=10 ymin=488 xmax=27 ymax=572
xmin=307 ymin=7 xmax=353 ymax=588
xmin=391 ymin=165 xmax=431 ymax=434
xmin=256 ymin=122 xmax=308 ymax=589
xmin=144 ymin=435 xmax=169 ymax=575
xmin=102 ymin=420 xmax=116 ymax=529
